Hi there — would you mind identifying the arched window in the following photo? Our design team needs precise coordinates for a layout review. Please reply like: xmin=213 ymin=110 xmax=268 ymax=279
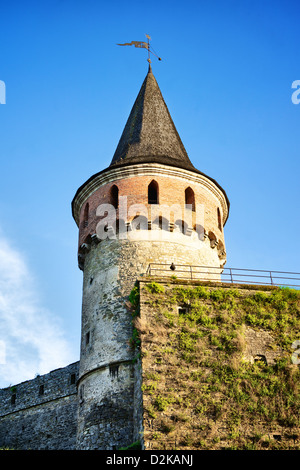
xmin=217 ymin=208 xmax=222 ymax=231
xmin=185 ymin=187 xmax=195 ymax=212
xmin=111 ymin=185 xmax=119 ymax=209
xmin=83 ymin=203 xmax=89 ymax=228
xmin=148 ymin=180 xmax=159 ymax=204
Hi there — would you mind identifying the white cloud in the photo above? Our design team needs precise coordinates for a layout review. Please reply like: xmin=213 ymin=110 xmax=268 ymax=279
xmin=0 ymin=231 xmax=74 ymax=388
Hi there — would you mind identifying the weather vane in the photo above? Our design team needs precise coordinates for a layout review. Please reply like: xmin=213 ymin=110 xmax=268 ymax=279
xmin=117 ymin=34 xmax=162 ymax=64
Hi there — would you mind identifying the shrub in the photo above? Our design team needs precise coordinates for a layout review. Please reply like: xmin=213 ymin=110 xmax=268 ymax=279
xmin=129 ymin=285 xmax=139 ymax=307
xmin=146 ymin=282 xmax=165 ymax=294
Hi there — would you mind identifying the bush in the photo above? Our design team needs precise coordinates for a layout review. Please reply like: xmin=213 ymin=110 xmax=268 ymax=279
xmin=146 ymin=282 xmax=165 ymax=294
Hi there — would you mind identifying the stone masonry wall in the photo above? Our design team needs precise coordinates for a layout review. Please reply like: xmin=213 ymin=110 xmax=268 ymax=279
xmin=76 ymin=362 xmax=139 ymax=450
xmin=138 ymin=279 xmax=300 ymax=450
xmin=0 ymin=362 xmax=79 ymax=450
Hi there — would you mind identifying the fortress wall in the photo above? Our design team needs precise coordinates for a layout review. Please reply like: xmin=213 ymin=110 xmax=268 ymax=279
xmin=0 ymin=362 xmax=79 ymax=450
xmin=138 ymin=280 xmax=300 ymax=450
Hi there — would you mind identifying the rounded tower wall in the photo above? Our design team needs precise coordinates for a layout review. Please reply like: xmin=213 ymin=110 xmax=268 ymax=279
xmin=75 ymin=163 xmax=228 ymax=270
xmin=76 ymin=228 xmax=223 ymax=449
xmin=76 ymin=362 xmax=136 ymax=450
xmin=79 ymin=235 xmax=222 ymax=376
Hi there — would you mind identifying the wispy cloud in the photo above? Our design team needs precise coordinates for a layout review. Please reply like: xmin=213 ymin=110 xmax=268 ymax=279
xmin=0 ymin=230 xmax=74 ymax=388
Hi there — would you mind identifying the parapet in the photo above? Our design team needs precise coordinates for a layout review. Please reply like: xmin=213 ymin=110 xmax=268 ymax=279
xmin=0 ymin=362 xmax=79 ymax=450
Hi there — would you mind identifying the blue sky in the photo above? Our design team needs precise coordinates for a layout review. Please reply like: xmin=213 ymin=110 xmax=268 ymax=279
xmin=0 ymin=0 xmax=299 ymax=387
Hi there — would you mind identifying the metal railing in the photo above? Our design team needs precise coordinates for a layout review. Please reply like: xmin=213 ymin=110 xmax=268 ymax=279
xmin=146 ymin=264 xmax=300 ymax=288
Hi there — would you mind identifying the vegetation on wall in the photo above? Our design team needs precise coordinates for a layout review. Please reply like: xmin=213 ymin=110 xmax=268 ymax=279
xmin=128 ymin=283 xmax=141 ymax=354
xmin=139 ymin=282 xmax=300 ymax=450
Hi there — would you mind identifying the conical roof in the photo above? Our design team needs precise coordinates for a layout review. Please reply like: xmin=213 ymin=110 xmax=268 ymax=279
xmin=72 ymin=66 xmax=230 ymax=224
xmin=110 ymin=65 xmax=196 ymax=172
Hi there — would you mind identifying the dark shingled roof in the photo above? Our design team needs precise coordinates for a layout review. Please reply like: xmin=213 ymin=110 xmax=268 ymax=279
xmin=110 ymin=64 xmax=197 ymax=172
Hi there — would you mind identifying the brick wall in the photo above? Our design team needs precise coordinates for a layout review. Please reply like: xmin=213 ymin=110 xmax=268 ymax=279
xmin=74 ymin=164 xmax=228 ymax=262
xmin=79 ymin=174 xmax=225 ymax=246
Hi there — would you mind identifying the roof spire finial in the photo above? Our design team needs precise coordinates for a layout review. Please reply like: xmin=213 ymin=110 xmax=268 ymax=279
xmin=117 ymin=34 xmax=162 ymax=66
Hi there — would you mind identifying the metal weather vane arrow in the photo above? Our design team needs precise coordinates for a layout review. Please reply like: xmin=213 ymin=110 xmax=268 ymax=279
xmin=117 ymin=40 xmax=148 ymax=48
xmin=117 ymin=34 xmax=162 ymax=64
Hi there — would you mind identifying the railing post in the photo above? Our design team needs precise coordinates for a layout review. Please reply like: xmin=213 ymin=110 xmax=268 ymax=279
xmin=190 ymin=265 xmax=193 ymax=280
xmin=230 ymin=268 xmax=233 ymax=283
xmin=270 ymin=271 xmax=273 ymax=285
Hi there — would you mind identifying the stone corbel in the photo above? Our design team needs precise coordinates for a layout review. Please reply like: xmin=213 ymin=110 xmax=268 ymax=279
xmin=80 ymin=243 xmax=91 ymax=254
xmin=91 ymin=233 xmax=101 ymax=245
xmin=210 ymin=239 xmax=218 ymax=249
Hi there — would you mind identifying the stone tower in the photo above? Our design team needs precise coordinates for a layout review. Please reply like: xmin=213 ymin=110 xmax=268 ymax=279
xmin=72 ymin=65 xmax=229 ymax=449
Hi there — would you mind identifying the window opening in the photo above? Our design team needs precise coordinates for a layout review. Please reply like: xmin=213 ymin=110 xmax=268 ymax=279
xmin=86 ymin=331 xmax=90 ymax=346
xmin=217 ymin=208 xmax=222 ymax=231
xmin=148 ymin=180 xmax=159 ymax=204
xmin=79 ymin=384 xmax=84 ymax=403
xmin=111 ymin=185 xmax=119 ymax=209
xmin=178 ymin=307 xmax=188 ymax=315
xmin=83 ymin=203 xmax=89 ymax=228
xmin=254 ymin=354 xmax=267 ymax=365
xmin=185 ymin=187 xmax=195 ymax=212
